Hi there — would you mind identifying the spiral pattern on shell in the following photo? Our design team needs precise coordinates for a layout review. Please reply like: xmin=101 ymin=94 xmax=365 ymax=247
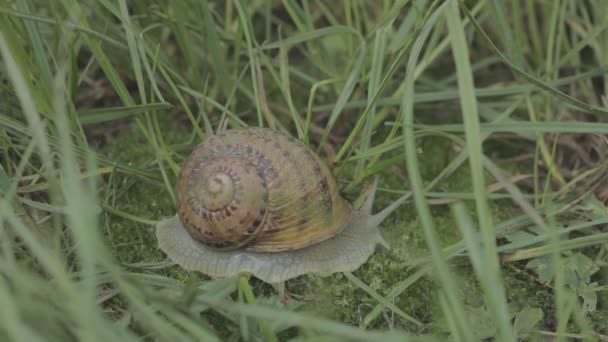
xmin=175 ymin=127 xmax=352 ymax=252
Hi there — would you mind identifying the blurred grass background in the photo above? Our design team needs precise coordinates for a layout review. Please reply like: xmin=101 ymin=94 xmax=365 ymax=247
xmin=1 ymin=0 xmax=608 ymax=340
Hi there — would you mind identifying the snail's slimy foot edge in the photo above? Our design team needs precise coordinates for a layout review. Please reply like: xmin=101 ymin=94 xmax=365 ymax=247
xmin=155 ymin=214 xmax=384 ymax=283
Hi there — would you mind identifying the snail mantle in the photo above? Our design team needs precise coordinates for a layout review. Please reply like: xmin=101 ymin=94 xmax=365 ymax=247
xmin=155 ymin=127 xmax=408 ymax=284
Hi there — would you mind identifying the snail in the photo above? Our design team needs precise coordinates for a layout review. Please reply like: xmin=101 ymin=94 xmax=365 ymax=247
xmin=155 ymin=127 xmax=408 ymax=284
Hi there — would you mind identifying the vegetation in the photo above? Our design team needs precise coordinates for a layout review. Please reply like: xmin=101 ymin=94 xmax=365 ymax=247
xmin=1 ymin=0 xmax=607 ymax=340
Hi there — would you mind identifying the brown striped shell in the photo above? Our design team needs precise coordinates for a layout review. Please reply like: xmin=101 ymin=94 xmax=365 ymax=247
xmin=175 ymin=127 xmax=352 ymax=253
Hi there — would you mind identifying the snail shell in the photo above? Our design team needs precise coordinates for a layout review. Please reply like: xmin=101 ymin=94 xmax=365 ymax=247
xmin=156 ymin=127 xmax=408 ymax=283
xmin=175 ymin=127 xmax=351 ymax=252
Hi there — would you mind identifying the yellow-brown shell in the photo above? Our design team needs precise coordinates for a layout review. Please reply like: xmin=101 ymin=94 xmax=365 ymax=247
xmin=175 ymin=127 xmax=352 ymax=253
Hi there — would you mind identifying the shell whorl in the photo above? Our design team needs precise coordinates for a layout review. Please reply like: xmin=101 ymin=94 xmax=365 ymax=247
xmin=176 ymin=127 xmax=352 ymax=253
xmin=177 ymin=156 xmax=269 ymax=250
xmin=200 ymin=172 xmax=234 ymax=210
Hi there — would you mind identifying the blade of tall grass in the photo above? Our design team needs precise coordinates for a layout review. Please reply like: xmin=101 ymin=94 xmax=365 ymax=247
xmin=78 ymin=103 xmax=172 ymax=124
xmin=313 ymin=68 xmax=607 ymax=112
xmin=1 ymin=40 xmax=119 ymax=338
xmin=542 ymin=0 xmax=564 ymax=80
xmin=278 ymin=36 xmax=305 ymax=139
xmin=260 ymin=26 xmax=361 ymax=50
xmin=199 ymin=296 xmax=412 ymax=341
xmin=0 ymin=6 xmax=126 ymax=48
xmin=0 ymin=277 xmax=46 ymax=341
xmin=234 ymin=0 xmax=266 ymax=127
xmin=459 ymin=0 xmax=608 ymax=116
xmin=400 ymin=1 xmax=474 ymax=339
xmin=447 ymin=3 xmax=515 ymax=338
xmin=451 ymin=203 xmax=509 ymax=335
xmin=355 ymin=27 xmax=388 ymax=177
xmin=60 ymin=0 xmax=135 ymax=107
xmin=15 ymin=1 xmax=53 ymax=91
xmin=0 ymin=116 xmax=160 ymax=180
xmin=497 ymin=218 xmax=608 ymax=253
xmin=343 ymin=272 xmax=422 ymax=326
xmin=317 ymin=38 xmax=366 ymax=153
xmin=502 ymin=233 xmax=608 ymax=262
xmin=53 ymin=65 xmax=109 ymax=341
xmin=0 ymin=136 xmax=40 ymax=259
xmin=238 ymin=276 xmax=278 ymax=342
xmin=405 ymin=121 xmax=608 ymax=134
xmin=488 ymin=0 xmax=527 ymax=70
xmin=0 ymin=10 xmax=52 ymax=116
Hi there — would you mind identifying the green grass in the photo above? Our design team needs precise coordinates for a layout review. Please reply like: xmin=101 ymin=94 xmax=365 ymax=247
xmin=1 ymin=0 xmax=608 ymax=340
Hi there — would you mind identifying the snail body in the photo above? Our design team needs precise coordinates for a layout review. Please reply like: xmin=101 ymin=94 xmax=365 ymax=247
xmin=156 ymin=127 xmax=408 ymax=283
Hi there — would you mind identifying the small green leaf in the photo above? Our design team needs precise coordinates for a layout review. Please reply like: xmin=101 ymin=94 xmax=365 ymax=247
xmin=435 ymin=305 xmax=496 ymax=339
xmin=526 ymin=255 xmax=554 ymax=283
xmin=466 ymin=306 xmax=497 ymax=340
xmin=513 ymin=306 xmax=543 ymax=336
xmin=505 ymin=231 xmax=537 ymax=244
xmin=579 ymin=283 xmax=598 ymax=312
xmin=563 ymin=253 xmax=599 ymax=288
xmin=578 ymin=195 xmax=608 ymax=219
